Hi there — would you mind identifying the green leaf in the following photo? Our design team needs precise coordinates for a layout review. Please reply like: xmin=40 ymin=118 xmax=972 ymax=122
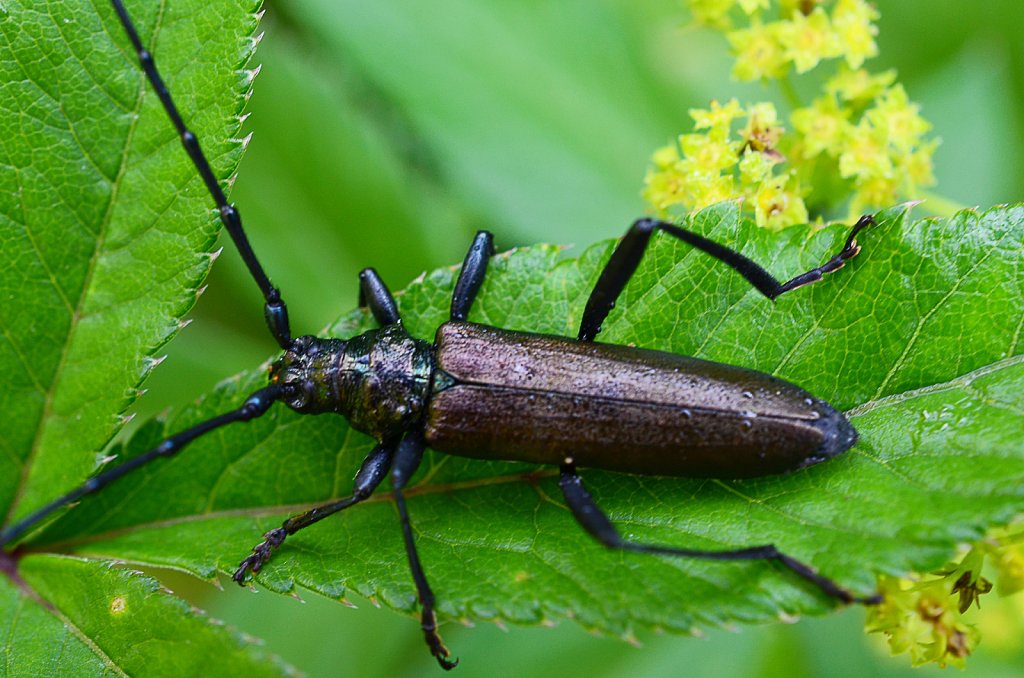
xmin=1 ymin=555 xmax=292 ymax=676
xmin=0 ymin=0 xmax=258 ymax=527
xmin=26 ymin=203 xmax=1024 ymax=640
xmin=0 ymin=0 xmax=284 ymax=671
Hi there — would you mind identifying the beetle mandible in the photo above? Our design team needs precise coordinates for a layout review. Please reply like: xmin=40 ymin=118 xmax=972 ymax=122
xmin=0 ymin=0 xmax=881 ymax=669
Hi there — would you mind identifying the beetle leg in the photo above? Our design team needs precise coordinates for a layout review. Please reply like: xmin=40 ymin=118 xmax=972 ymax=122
xmin=450 ymin=231 xmax=495 ymax=321
xmin=392 ymin=430 xmax=459 ymax=670
xmin=0 ymin=384 xmax=286 ymax=548
xmin=233 ymin=442 xmax=395 ymax=582
xmin=558 ymin=463 xmax=881 ymax=605
xmin=577 ymin=214 xmax=875 ymax=342
xmin=358 ymin=268 xmax=401 ymax=325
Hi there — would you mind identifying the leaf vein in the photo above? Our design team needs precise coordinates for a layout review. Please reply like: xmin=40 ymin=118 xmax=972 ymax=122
xmin=869 ymin=223 xmax=1006 ymax=400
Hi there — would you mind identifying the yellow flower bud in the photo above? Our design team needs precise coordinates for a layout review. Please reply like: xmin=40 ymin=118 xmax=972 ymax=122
xmin=727 ymin=21 xmax=788 ymax=81
xmin=777 ymin=7 xmax=842 ymax=74
xmin=832 ymin=0 xmax=880 ymax=68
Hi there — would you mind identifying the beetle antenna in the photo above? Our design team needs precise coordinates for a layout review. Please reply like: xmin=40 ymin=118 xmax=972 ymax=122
xmin=0 ymin=385 xmax=286 ymax=549
xmin=109 ymin=0 xmax=292 ymax=349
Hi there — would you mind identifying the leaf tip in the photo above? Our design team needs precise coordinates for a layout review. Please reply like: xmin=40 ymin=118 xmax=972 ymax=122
xmin=145 ymin=354 xmax=168 ymax=369
xmin=237 ymin=131 xmax=255 ymax=151
xmin=621 ymin=630 xmax=642 ymax=647
xmin=897 ymin=199 xmax=925 ymax=211
xmin=241 ymin=64 xmax=262 ymax=88
xmin=777 ymin=610 xmax=801 ymax=624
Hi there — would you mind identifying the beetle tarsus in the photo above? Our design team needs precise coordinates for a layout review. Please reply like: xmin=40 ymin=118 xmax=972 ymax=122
xmin=772 ymin=552 xmax=878 ymax=605
xmin=772 ymin=213 xmax=876 ymax=296
xmin=423 ymin=606 xmax=459 ymax=670
xmin=234 ymin=443 xmax=396 ymax=583
xmin=233 ymin=527 xmax=287 ymax=583
xmin=843 ymin=213 xmax=875 ymax=255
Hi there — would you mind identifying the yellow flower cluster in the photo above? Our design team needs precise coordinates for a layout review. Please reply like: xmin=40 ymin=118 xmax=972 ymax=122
xmin=792 ymin=69 xmax=937 ymax=215
xmin=866 ymin=531 xmax=1024 ymax=668
xmin=643 ymin=99 xmax=806 ymax=230
xmin=867 ymin=574 xmax=981 ymax=668
xmin=694 ymin=0 xmax=880 ymax=76
xmin=642 ymin=0 xmax=938 ymax=228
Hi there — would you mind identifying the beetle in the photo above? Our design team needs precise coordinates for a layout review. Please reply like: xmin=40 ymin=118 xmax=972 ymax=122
xmin=0 ymin=0 xmax=881 ymax=670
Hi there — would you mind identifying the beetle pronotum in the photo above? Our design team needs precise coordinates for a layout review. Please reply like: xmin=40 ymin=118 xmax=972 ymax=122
xmin=1 ymin=0 xmax=885 ymax=670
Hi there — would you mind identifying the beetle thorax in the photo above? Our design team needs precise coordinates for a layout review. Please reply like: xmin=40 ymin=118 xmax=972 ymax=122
xmin=270 ymin=325 xmax=434 ymax=441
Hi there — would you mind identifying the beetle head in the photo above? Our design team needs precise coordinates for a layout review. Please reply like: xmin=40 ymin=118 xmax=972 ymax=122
xmin=269 ymin=335 xmax=347 ymax=413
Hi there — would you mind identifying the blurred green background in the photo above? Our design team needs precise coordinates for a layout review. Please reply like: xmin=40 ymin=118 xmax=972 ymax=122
xmin=138 ymin=1 xmax=1024 ymax=675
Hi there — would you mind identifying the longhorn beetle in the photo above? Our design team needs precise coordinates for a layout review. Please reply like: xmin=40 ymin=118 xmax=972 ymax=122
xmin=0 ymin=0 xmax=881 ymax=670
